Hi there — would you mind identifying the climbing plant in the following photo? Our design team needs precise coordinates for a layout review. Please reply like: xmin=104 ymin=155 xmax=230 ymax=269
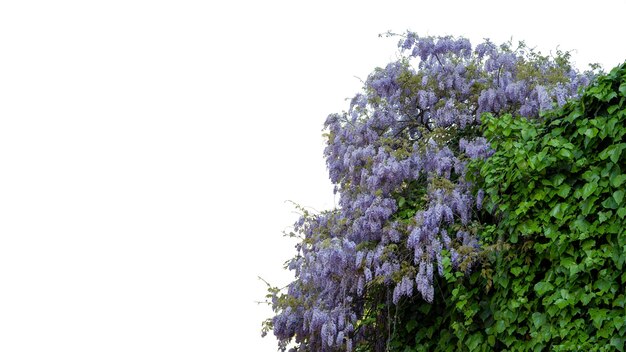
xmin=263 ymin=33 xmax=601 ymax=352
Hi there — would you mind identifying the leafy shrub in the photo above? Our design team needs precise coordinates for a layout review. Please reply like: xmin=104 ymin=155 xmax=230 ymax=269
xmin=263 ymin=33 xmax=600 ymax=352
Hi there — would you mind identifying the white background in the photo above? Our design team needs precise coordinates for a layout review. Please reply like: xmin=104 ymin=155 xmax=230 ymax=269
xmin=0 ymin=1 xmax=625 ymax=351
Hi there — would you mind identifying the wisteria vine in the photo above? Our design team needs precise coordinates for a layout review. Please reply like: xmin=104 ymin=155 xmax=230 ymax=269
xmin=263 ymin=33 xmax=596 ymax=352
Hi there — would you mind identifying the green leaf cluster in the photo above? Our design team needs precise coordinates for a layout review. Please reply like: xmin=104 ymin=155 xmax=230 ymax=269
xmin=389 ymin=62 xmax=626 ymax=351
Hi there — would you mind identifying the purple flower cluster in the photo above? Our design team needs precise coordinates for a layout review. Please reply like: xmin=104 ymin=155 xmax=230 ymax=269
xmin=268 ymin=33 xmax=596 ymax=351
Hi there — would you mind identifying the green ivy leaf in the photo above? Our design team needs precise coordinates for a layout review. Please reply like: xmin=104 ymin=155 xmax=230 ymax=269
xmin=560 ymin=257 xmax=578 ymax=276
xmin=614 ymin=190 xmax=625 ymax=205
xmin=406 ymin=319 xmax=418 ymax=333
xmin=558 ymin=148 xmax=573 ymax=159
xmin=557 ymin=184 xmax=571 ymax=198
xmin=487 ymin=335 xmax=496 ymax=347
xmin=594 ymin=278 xmax=612 ymax=293
xmin=465 ymin=334 xmax=483 ymax=351
xmin=599 ymin=211 xmax=612 ymax=223
xmin=581 ymin=181 xmax=598 ymax=199
xmin=611 ymin=174 xmax=626 ymax=188
xmin=552 ymin=173 xmax=567 ymax=186
xmin=611 ymin=337 xmax=625 ymax=352
xmin=571 ymin=217 xmax=590 ymax=233
xmin=589 ymin=308 xmax=608 ymax=329
xmin=580 ymin=196 xmax=598 ymax=215
xmin=582 ymin=239 xmax=596 ymax=251
xmin=510 ymin=266 xmax=524 ymax=276
xmin=597 ymin=141 xmax=623 ymax=161
xmin=495 ymin=319 xmax=506 ymax=333
xmin=584 ymin=127 xmax=598 ymax=138
xmin=602 ymin=196 xmax=619 ymax=210
xmin=532 ymin=312 xmax=546 ymax=329
xmin=550 ymin=203 xmax=568 ymax=220
xmin=555 ymin=298 xmax=569 ymax=309
xmin=534 ymin=281 xmax=554 ymax=296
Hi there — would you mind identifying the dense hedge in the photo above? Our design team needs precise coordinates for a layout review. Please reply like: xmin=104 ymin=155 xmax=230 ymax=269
xmin=389 ymin=63 xmax=626 ymax=351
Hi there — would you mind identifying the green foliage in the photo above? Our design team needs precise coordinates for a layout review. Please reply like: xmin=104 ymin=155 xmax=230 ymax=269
xmin=389 ymin=62 xmax=626 ymax=351
xmin=388 ymin=253 xmax=496 ymax=351
xmin=478 ymin=61 xmax=626 ymax=350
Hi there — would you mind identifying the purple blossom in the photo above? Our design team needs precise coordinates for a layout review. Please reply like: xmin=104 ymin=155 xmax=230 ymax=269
xmin=392 ymin=276 xmax=414 ymax=304
xmin=476 ymin=189 xmax=485 ymax=210
xmin=460 ymin=137 xmax=493 ymax=159
xmin=364 ymin=267 xmax=372 ymax=283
